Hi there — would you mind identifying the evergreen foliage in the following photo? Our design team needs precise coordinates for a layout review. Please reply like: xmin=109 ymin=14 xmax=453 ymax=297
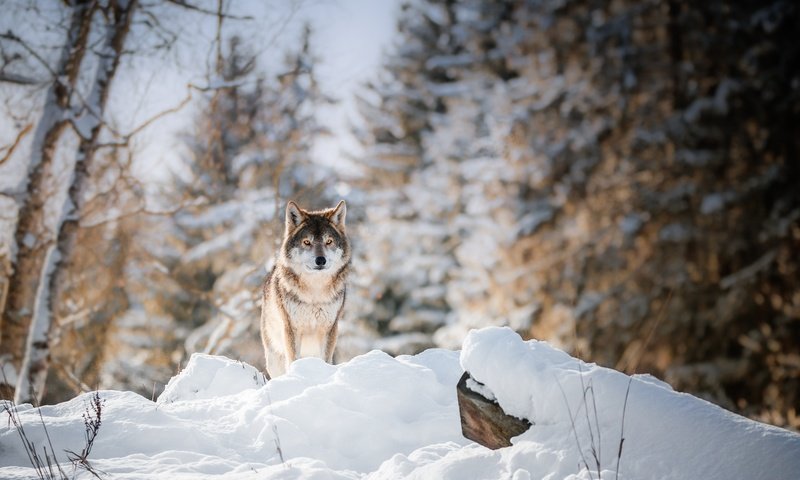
xmin=352 ymin=0 xmax=800 ymax=427
xmin=113 ymin=27 xmax=334 ymax=393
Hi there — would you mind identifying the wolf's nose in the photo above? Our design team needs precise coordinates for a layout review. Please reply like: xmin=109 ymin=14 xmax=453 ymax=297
xmin=315 ymin=256 xmax=326 ymax=266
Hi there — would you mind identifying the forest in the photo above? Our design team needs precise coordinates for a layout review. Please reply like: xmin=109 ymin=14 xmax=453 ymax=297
xmin=0 ymin=0 xmax=798 ymax=435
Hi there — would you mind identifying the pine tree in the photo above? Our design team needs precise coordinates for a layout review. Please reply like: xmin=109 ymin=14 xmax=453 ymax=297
xmin=354 ymin=0 xmax=800 ymax=427
xmin=348 ymin=1 xmax=467 ymax=354
xmin=128 ymin=27 xmax=334 ymax=386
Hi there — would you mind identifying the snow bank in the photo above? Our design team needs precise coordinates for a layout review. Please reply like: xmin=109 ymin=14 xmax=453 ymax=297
xmin=158 ymin=354 xmax=267 ymax=404
xmin=1 ymin=327 xmax=798 ymax=479
xmin=0 ymin=349 xmax=465 ymax=479
xmin=460 ymin=327 xmax=800 ymax=480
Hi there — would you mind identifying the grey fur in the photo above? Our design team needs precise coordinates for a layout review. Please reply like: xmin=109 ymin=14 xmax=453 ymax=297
xmin=260 ymin=200 xmax=350 ymax=378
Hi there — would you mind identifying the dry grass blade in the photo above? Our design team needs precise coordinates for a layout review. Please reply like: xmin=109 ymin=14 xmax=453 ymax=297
xmin=615 ymin=379 xmax=632 ymax=480
xmin=615 ymin=288 xmax=674 ymax=480
xmin=1 ymin=367 xmax=68 ymax=480
xmin=65 ymin=391 xmax=105 ymax=479
xmin=577 ymin=361 xmax=602 ymax=474
xmin=555 ymin=375 xmax=595 ymax=480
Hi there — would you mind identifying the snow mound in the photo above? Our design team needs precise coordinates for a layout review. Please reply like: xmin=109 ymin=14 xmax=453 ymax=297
xmin=1 ymin=327 xmax=798 ymax=479
xmin=0 ymin=349 xmax=465 ymax=479
xmin=158 ymin=353 xmax=267 ymax=404
xmin=460 ymin=327 xmax=800 ymax=480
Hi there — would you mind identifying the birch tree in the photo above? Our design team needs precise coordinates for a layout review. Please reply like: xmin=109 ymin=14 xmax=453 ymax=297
xmin=0 ymin=0 xmax=138 ymax=403
xmin=0 ymin=0 xmax=98 ymax=400
xmin=18 ymin=0 xmax=138 ymax=404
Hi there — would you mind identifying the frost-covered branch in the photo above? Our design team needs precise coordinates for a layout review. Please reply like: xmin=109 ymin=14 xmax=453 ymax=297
xmin=164 ymin=0 xmax=254 ymax=20
xmin=0 ymin=123 xmax=32 ymax=166
xmin=0 ymin=72 xmax=43 ymax=85
xmin=0 ymin=32 xmax=59 ymax=80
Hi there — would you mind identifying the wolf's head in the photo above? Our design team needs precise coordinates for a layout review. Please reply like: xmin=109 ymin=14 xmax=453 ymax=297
xmin=280 ymin=200 xmax=350 ymax=275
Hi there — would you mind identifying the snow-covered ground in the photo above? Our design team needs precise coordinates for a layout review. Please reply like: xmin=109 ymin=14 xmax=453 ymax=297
xmin=1 ymin=327 xmax=798 ymax=479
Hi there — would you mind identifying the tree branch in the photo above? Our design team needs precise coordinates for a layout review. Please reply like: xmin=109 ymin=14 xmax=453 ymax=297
xmin=78 ymin=198 xmax=208 ymax=229
xmin=122 ymin=88 xmax=195 ymax=139
xmin=74 ymin=77 xmax=251 ymax=154
xmin=0 ymin=32 xmax=58 ymax=79
xmin=0 ymin=123 xmax=33 ymax=166
xmin=165 ymin=0 xmax=254 ymax=20
xmin=0 ymin=72 xmax=43 ymax=85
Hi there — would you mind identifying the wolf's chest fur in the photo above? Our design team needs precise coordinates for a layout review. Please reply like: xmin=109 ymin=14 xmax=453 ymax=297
xmin=282 ymin=284 xmax=343 ymax=331
xmin=261 ymin=266 xmax=347 ymax=363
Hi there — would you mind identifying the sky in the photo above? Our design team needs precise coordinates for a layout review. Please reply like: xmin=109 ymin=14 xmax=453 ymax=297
xmin=125 ymin=0 xmax=404 ymax=184
xmin=0 ymin=0 xmax=401 ymax=247
xmin=303 ymin=0 xmax=403 ymax=175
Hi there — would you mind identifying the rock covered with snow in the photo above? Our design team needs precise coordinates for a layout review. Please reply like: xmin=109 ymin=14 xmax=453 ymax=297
xmin=460 ymin=327 xmax=800 ymax=480
xmin=157 ymin=353 xmax=267 ymax=404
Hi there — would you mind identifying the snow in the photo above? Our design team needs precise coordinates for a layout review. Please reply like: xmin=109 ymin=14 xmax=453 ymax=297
xmin=157 ymin=354 xmax=267 ymax=404
xmin=2 ymin=327 xmax=799 ymax=479
xmin=461 ymin=327 xmax=800 ymax=480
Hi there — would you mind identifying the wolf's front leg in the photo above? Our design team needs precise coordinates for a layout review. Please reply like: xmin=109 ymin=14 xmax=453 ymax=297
xmin=266 ymin=349 xmax=285 ymax=378
xmin=324 ymin=322 xmax=338 ymax=363
xmin=283 ymin=321 xmax=299 ymax=372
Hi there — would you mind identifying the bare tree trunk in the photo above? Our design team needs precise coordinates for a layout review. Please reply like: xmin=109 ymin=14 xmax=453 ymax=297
xmin=0 ymin=0 xmax=97 ymax=400
xmin=15 ymin=0 xmax=138 ymax=404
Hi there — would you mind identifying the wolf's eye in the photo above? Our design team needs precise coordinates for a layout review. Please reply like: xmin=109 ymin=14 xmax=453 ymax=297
xmin=303 ymin=239 xmax=312 ymax=246
xmin=325 ymin=238 xmax=333 ymax=246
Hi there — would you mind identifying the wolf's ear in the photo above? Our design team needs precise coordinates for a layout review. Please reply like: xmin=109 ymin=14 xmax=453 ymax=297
xmin=329 ymin=200 xmax=346 ymax=228
xmin=285 ymin=201 xmax=305 ymax=230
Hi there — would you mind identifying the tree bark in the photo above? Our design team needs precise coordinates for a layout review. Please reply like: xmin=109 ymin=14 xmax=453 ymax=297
xmin=15 ymin=0 xmax=138 ymax=404
xmin=0 ymin=0 xmax=97 ymax=400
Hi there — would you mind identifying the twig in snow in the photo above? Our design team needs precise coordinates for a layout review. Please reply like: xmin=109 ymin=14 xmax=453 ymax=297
xmin=615 ymin=379 xmax=632 ymax=480
xmin=273 ymin=422 xmax=285 ymax=466
xmin=615 ymin=288 xmax=674 ymax=480
xmin=33 ymin=396 xmax=68 ymax=480
xmin=577 ymin=361 xmax=602 ymax=474
xmin=1 ymin=368 xmax=68 ymax=480
xmin=264 ymin=386 xmax=287 ymax=468
xmin=3 ymin=401 xmax=67 ymax=480
xmin=555 ymin=376 xmax=595 ymax=480
xmin=65 ymin=390 xmax=106 ymax=479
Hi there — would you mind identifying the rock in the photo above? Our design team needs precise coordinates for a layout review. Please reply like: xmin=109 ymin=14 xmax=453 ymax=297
xmin=456 ymin=371 xmax=532 ymax=449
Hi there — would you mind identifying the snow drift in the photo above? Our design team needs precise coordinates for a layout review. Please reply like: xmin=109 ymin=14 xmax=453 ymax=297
xmin=1 ymin=327 xmax=798 ymax=479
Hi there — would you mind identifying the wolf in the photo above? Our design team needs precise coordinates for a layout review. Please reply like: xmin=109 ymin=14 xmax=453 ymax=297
xmin=260 ymin=200 xmax=350 ymax=378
